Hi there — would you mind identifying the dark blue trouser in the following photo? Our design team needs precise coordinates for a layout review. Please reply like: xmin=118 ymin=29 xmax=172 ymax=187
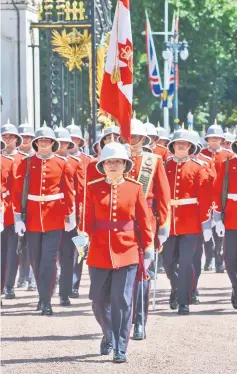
xmin=132 ymin=279 xmax=150 ymax=326
xmin=18 ymin=243 xmax=35 ymax=283
xmin=224 ymin=229 xmax=237 ymax=290
xmin=213 ymin=227 xmax=224 ymax=268
xmin=59 ymin=228 xmax=77 ymax=298
xmin=89 ymin=265 xmax=138 ymax=353
xmin=4 ymin=225 xmax=18 ymax=290
xmin=27 ymin=230 xmax=62 ymax=302
xmin=1 ymin=226 xmax=14 ymax=292
xmin=203 ymin=237 xmax=214 ymax=265
xmin=72 ymin=248 xmax=84 ymax=291
xmin=163 ymin=234 xmax=199 ymax=305
xmin=193 ymin=234 xmax=203 ymax=291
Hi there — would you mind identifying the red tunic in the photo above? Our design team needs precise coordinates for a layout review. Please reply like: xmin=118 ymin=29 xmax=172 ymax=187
xmin=165 ymin=158 xmax=211 ymax=235
xmin=67 ymin=155 xmax=84 ymax=223
xmin=212 ymin=156 xmax=237 ymax=230
xmin=201 ymin=147 xmax=233 ymax=175
xmin=86 ymin=178 xmax=153 ymax=269
xmin=152 ymin=144 xmax=169 ymax=161
xmin=1 ymin=155 xmax=14 ymax=226
xmin=128 ymin=154 xmax=170 ymax=236
xmin=12 ymin=154 xmax=75 ymax=232
xmin=87 ymin=158 xmax=104 ymax=183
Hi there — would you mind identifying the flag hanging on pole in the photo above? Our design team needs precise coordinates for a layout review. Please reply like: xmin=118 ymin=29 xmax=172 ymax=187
xmin=100 ymin=0 xmax=133 ymax=143
xmin=145 ymin=10 xmax=163 ymax=97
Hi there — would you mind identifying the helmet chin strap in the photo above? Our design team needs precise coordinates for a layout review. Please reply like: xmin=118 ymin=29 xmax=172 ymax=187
xmin=131 ymin=138 xmax=144 ymax=155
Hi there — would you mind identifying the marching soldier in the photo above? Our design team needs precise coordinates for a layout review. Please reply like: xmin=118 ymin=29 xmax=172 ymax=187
xmin=145 ymin=119 xmax=169 ymax=161
xmin=16 ymin=121 xmax=36 ymax=290
xmin=77 ymin=142 xmax=153 ymax=363
xmin=87 ymin=125 xmax=121 ymax=182
xmin=66 ymin=120 xmax=90 ymax=298
xmin=1 ymin=120 xmax=24 ymax=299
xmin=202 ymin=122 xmax=233 ymax=273
xmin=156 ymin=124 xmax=170 ymax=148
xmin=129 ymin=116 xmax=170 ymax=339
xmin=92 ymin=134 xmax=102 ymax=158
xmin=222 ymin=131 xmax=235 ymax=151
xmin=1 ymin=138 xmax=14 ymax=296
xmin=163 ymin=129 xmax=212 ymax=315
xmin=12 ymin=123 xmax=75 ymax=315
xmin=212 ymin=135 xmax=237 ymax=309
xmin=54 ymin=123 xmax=84 ymax=306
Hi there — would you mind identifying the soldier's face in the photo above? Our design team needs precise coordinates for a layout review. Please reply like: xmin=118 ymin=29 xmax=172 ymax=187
xmin=130 ymin=135 xmax=145 ymax=147
xmin=207 ymin=137 xmax=222 ymax=149
xmin=22 ymin=135 xmax=33 ymax=145
xmin=173 ymin=141 xmax=191 ymax=157
xmin=222 ymin=141 xmax=231 ymax=150
xmin=103 ymin=159 xmax=126 ymax=178
xmin=103 ymin=134 xmax=120 ymax=145
xmin=149 ymin=135 xmax=157 ymax=146
xmin=36 ymin=138 xmax=55 ymax=153
xmin=60 ymin=141 xmax=70 ymax=151
xmin=2 ymin=134 xmax=18 ymax=149
xmin=157 ymin=139 xmax=169 ymax=147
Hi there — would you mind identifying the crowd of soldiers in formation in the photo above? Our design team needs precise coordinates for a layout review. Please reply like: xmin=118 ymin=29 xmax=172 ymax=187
xmin=1 ymin=116 xmax=236 ymax=363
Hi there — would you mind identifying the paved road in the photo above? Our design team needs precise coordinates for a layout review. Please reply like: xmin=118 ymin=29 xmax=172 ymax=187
xmin=1 ymin=268 xmax=237 ymax=374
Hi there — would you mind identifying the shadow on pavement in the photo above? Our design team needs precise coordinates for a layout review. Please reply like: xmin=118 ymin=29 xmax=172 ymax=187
xmin=2 ymin=333 xmax=101 ymax=342
xmin=1 ymin=353 xmax=112 ymax=365
xmin=1 ymin=309 xmax=93 ymax=317
xmin=150 ymin=308 xmax=235 ymax=316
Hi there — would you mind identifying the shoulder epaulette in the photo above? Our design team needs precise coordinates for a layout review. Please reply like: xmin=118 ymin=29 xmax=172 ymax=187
xmin=125 ymin=177 xmax=142 ymax=185
xmin=82 ymin=152 xmax=92 ymax=159
xmin=157 ymin=144 xmax=166 ymax=150
xmin=191 ymin=158 xmax=204 ymax=166
xmin=2 ymin=154 xmax=14 ymax=161
xmin=55 ymin=154 xmax=66 ymax=161
xmin=69 ymin=155 xmax=82 ymax=163
xmin=87 ymin=177 xmax=105 ymax=185
xmin=199 ymin=153 xmax=212 ymax=161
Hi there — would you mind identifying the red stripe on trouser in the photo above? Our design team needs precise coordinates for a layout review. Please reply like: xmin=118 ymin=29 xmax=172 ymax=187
xmin=190 ymin=236 xmax=199 ymax=303
xmin=49 ymin=231 xmax=62 ymax=298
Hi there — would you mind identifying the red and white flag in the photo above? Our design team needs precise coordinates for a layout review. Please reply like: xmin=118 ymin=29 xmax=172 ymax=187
xmin=100 ymin=0 xmax=133 ymax=143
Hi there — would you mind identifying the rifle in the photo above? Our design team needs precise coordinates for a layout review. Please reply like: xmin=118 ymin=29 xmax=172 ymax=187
xmin=221 ymin=157 xmax=230 ymax=223
xmin=16 ymin=157 xmax=31 ymax=255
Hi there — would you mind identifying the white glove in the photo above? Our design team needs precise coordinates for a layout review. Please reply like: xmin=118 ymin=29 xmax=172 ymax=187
xmin=15 ymin=221 xmax=26 ymax=237
xmin=65 ymin=221 xmax=76 ymax=232
xmin=203 ymin=228 xmax=213 ymax=242
xmin=144 ymin=258 xmax=151 ymax=271
xmin=158 ymin=235 xmax=168 ymax=246
xmin=72 ymin=233 xmax=89 ymax=249
xmin=0 ymin=223 xmax=3 ymax=233
xmin=216 ymin=221 xmax=225 ymax=237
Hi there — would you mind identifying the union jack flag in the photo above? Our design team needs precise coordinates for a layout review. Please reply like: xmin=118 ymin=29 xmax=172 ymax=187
xmin=145 ymin=11 xmax=163 ymax=97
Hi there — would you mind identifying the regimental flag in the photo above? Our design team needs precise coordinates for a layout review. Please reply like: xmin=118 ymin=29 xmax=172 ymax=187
xmin=100 ymin=0 xmax=133 ymax=143
xmin=145 ymin=11 xmax=163 ymax=97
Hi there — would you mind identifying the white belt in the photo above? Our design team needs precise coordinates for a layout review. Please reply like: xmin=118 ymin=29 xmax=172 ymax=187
xmin=227 ymin=193 xmax=237 ymax=201
xmin=2 ymin=191 xmax=10 ymax=199
xmin=171 ymin=198 xmax=198 ymax=206
xmin=28 ymin=193 xmax=64 ymax=202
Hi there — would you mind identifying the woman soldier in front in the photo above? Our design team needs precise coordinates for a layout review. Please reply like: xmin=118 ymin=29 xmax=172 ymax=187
xmin=78 ymin=142 xmax=153 ymax=363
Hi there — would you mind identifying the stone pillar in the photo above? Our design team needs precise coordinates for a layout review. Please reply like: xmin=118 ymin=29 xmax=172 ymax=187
xmin=1 ymin=0 xmax=40 ymax=129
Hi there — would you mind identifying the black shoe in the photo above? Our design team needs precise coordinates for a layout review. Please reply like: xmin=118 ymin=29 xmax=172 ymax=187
xmin=204 ymin=263 xmax=212 ymax=271
xmin=42 ymin=302 xmax=53 ymax=316
xmin=178 ymin=305 xmax=190 ymax=315
xmin=100 ymin=336 xmax=113 ymax=355
xmin=133 ymin=324 xmax=146 ymax=340
xmin=216 ymin=265 xmax=225 ymax=273
xmin=231 ymin=288 xmax=237 ymax=309
xmin=191 ymin=290 xmax=200 ymax=305
xmin=60 ymin=297 xmax=71 ymax=306
xmin=69 ymin=289 xmax=79 ymax=298
xmin=169 ymin=291 xmax=178 ymax=310
xmin=36 ymin=299 xmax=43 ymax=311
xmin=113 ymin=350 xmax=126 ymax=363
xmin=5 ymin=288 xmax=15 ymax=299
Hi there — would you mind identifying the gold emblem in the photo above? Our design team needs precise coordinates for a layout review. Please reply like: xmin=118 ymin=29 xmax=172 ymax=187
xmin=51 ymin=28 xmax=91 ymax=71
xmin=120 ymin=45 xmax=133 ymax=72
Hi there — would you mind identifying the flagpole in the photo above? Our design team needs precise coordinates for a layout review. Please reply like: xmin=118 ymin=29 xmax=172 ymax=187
xmin=163 ymin=0 xmax=169 ymax=131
